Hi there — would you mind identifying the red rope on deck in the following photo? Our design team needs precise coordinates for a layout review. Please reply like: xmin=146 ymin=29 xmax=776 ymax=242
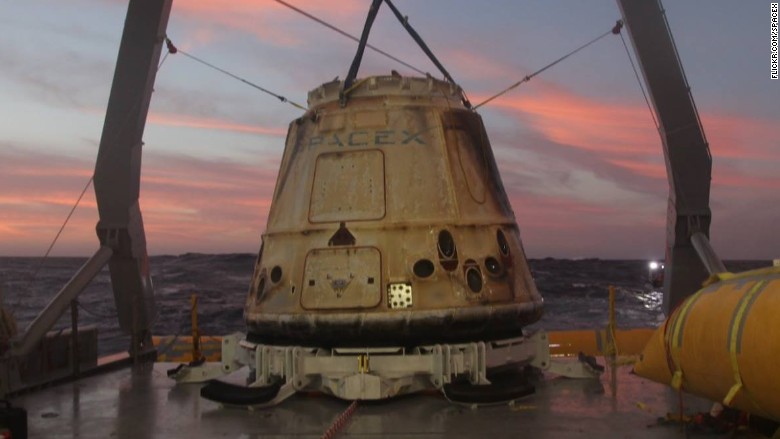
xmin=320 ymin=400 xmax=358 ymax=439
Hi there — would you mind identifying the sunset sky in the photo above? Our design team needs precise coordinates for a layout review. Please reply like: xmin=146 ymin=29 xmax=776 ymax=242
xmin=1 ymin=0 xmax=777 ymax=259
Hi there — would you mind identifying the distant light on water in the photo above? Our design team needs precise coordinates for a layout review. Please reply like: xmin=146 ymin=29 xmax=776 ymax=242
xmin=636 ymin=290 xmax=663 ymax=310
xmin=647 ymin=261 xmax=665 ymax=289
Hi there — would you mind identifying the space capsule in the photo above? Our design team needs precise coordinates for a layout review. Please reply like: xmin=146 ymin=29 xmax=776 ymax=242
xmin=244 ymin=75 xmax=543 ymax=347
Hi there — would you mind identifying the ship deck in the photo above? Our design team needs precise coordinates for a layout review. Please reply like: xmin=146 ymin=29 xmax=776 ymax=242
xmin=12 ymin=360 xmax=760 ymax=439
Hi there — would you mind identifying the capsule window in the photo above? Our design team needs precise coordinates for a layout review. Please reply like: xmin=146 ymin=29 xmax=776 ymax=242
xmin=437 ymin=230 xmax=458 ymax=271
xmin=438 ymin=230 xmax=456 ymax=258
xmin=271 ymin=266 xmax=282 ymax=283
xmin=466 ymin=267 xmax=483 ymax=293
xmin=497 ymin=230 xmax=510 ymax=257
xmin=485 ymin=257 xmax=503 ymax=276
xmin=413 ymin=259 xmax=435 ymax=278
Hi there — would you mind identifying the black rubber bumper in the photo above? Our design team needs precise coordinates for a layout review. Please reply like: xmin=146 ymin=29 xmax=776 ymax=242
xmin=246 ymin=301 xmax=543 ymax=347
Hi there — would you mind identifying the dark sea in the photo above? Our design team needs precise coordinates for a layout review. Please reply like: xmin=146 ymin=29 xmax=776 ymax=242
xmin=0 ymin=255 xmax=769 ymax=356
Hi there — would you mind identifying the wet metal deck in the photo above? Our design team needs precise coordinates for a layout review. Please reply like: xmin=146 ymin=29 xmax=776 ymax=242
xmin=12 ymin=361 xmax=756 ymax=439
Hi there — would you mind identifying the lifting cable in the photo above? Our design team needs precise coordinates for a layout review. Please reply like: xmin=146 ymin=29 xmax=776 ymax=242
xmin=24 ymin=32 xmax=302 ymax=306
xmin=18 ymin=50 xmax=174 ymax=313
xmin=383 ymin=0 xmax=471 ymax=108
xmin=340 ymin=0 xmax=471 ymax=108
xmin=473 ymin=20 xmax=624 ymax=110
xmin=27 ymin=176 xmax=94 ymax=290
xmin=342 ymin=0 xmax=384 ymax=95
xmin=617 ymin=32 xmax=659 ymax=130
xmin=164 ymin=38 xmax=307 ymax=111
xmin=273 ymin=0 xmax=426 ymax=76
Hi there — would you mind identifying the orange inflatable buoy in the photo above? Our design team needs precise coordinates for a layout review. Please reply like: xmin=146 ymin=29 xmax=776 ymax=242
xmin=634 ymin=267 xmax=780 ymax=421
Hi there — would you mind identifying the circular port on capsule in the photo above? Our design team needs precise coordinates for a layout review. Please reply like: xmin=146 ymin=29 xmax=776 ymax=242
xmin=466 ymin=267 xmax=483 ymax=293
xmin=271 ymin=266 xmax=282 ymax=283
xmin=438 ymin=230 xmax=456 ymax=258
xmin=413 ymin=259 xmax=435 ymax=278
xmin=497 ymin=230 xmax=510 ymax=257
xmin=484 ymin=257 xmax=503 ymax=276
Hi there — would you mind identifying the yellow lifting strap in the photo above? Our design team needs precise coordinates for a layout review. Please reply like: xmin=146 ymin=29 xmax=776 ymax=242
xmin=702 ymin=271 xmax=735 ymax=287
xmin=723 ymin=280 xmax=766 ymax=407
xmin=665 ymin=289 xmax=704 ymax=390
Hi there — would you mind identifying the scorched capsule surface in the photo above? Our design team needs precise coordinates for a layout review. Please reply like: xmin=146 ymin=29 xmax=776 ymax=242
xmin=244 ymin=75 xmax=543 ymax=346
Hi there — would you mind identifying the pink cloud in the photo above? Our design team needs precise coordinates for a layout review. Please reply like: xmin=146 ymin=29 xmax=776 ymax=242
xmin=509 ymin=191 xmax=639 ymax=229
xmin=703 ymin=114 xmax=777 ymax=161
xmin=479 ymin=76 xmax=776 ymax=161
xmin=507 ymin=191 xmax=666 ymax=258
xmin=479 ymin=83 xmax=659 ymax=156
xmin=147 ymin=111 xmax=287 ymax=137
xmin=171 ymin=0 xmax=367 ymax=48
xmin=1 ymin=65 xmax=776 ymax=258
xmin=442 ymin=48 xmax=516 ymax=81
xmin=606 ymin=158 xmax=666 ymax=180
xmin=712 ymin=171 xmax=780 ymax=191
xmin=0 ymin=148 xmax=278 ymax=256
xmin=481 ymin=79 xmax=778 ymax=192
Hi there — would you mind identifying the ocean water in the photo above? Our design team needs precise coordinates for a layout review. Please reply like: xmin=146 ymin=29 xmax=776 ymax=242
xmin=0 ymin=255 xmax=769 ymax=356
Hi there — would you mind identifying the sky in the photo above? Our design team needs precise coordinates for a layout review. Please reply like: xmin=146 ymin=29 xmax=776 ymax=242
xmin=0 ymin=0 xmax=777 ymax=259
